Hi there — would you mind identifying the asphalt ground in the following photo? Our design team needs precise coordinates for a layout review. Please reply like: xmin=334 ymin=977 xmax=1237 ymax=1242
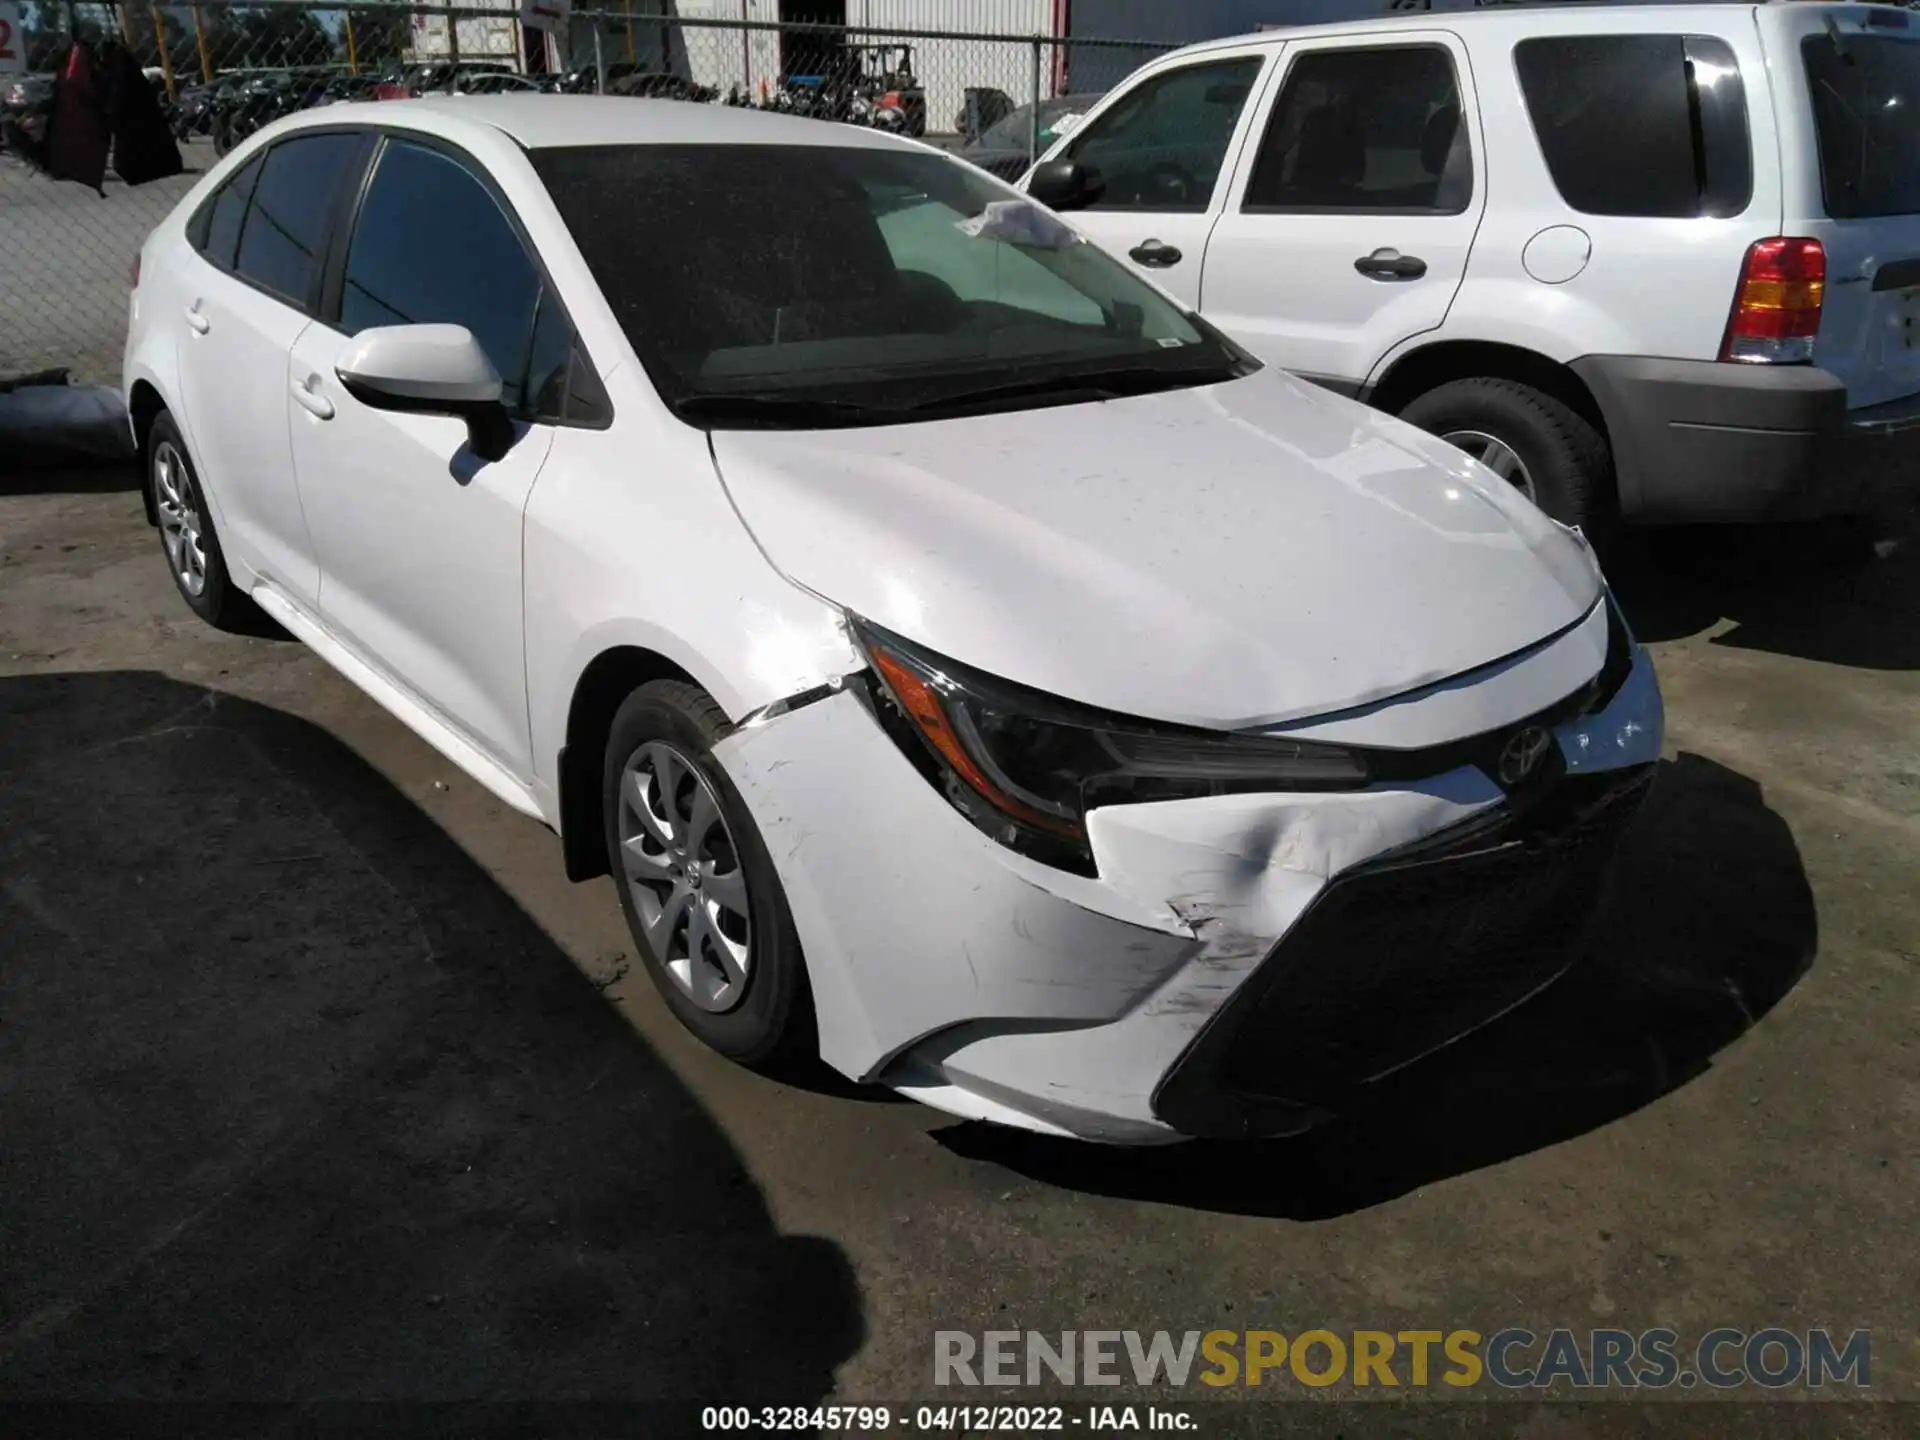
xmin=0 ymin=463 xmax=1915 ymax=1436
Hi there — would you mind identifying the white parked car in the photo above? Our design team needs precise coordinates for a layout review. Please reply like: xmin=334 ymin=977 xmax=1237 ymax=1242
xmin=1029 ymin=2 xmax=1920 ymax=531
xmin=124 ymin=97 xmax=1662 ymax=1144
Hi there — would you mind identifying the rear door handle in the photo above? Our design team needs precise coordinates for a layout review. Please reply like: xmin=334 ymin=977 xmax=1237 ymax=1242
xmin=1354 ymin=249 xmax=1427 ymax=281
xmin=1129 ymin=238 xmax=1183 ymax=268
xmin=291 ymin=378 xmax=334 ymax=421
xmin=184 ymin=303 xmax=210 ymax=335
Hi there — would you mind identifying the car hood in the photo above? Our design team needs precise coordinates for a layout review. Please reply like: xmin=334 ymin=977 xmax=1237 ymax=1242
xmin=710 ymin=368 xmax=1603 ymax=730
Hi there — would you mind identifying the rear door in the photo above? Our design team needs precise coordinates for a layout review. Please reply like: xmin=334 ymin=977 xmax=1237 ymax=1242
xmin=1768 ymin=3 xmax=1920 ymax=409
xmin=1197 ymin=33 xmax=1485 ymax=389
xmin=171 ymin=130 xmax=369 ymax=609
xmin=1037 ymin=49 xmax=1273 ymax=308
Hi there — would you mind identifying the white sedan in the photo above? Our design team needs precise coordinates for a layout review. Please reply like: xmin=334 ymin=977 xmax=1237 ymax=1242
xmin=124 ymin=97 xmax=1663 ymax=1144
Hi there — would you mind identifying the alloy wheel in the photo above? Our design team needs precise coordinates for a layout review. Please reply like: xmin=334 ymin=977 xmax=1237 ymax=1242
xmin=616 ymin=740 xmax=754 ymax=1013
xmin=1440 ymin=429 xmax=1537 ymax=504
xmin=152 ymin=440 xmax=208 ymax=597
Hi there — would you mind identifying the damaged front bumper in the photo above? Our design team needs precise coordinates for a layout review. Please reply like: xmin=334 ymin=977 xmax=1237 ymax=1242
xmin=714 ymin=641 xmax=1663 ymax=1145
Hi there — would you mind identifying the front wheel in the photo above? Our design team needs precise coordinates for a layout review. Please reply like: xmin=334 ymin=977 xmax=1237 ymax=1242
xmin=603 ymin=680 xmax=813 ymax=1066
xmin=1399 ymin=377 xmax=1612 ymax=534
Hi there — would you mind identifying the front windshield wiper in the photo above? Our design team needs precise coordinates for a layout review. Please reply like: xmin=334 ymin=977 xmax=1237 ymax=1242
xmin=904 ymin=360 xmax=1249 ymax=415
xmin=670 ymin=393 xmax=894 ymax=428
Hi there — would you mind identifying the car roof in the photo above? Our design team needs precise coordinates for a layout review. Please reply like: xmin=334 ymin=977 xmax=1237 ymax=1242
xmin=1169 ymin=1 xmax=1760 ymax=55
xmin=310 ymin=94 xmax=922 ymax=153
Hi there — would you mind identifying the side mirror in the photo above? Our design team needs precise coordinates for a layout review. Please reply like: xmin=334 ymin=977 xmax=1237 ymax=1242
xmin=335 ymin=323 xmax=516 ymax=462
xmin=1025 ymin=158 xmax=1106 ymax=213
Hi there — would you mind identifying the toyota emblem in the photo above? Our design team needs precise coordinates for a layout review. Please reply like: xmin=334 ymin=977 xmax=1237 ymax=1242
xmin=1497 ymin=725 xmax=1554 ymax=787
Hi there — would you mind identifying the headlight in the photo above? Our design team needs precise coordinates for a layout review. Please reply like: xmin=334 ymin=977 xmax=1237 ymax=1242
xmin=850 ymin=619 xmax=1370 ymax=876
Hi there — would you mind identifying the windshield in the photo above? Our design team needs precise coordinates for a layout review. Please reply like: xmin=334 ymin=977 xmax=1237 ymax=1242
xmin=532 ymin=143 xmax=1251 ymax=427
xmin=977 ymin=97 xmax=1094 ymax=152
xmin=1803 ymin=34 xmax=1920 ymax=218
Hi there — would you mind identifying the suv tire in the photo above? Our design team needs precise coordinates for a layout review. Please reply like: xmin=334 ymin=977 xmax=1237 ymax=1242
xmin=1400 ymin=377 xmax=1612 ymax=534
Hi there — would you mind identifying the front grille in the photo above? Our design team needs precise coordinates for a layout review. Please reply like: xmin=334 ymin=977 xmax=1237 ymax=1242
xmin=1152 ymin=766 xmax=1655 ymax=1138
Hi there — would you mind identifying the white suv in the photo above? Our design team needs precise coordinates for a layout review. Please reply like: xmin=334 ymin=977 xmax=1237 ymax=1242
xmin=1029 ymin=2 xmax=1920 ymax=530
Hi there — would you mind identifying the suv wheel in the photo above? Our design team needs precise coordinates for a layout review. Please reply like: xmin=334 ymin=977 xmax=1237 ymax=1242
xmin=1399 ymin=377 xmax=1611 ymax=533
xmin=603 ymin=680 xmax=814 ymax=1066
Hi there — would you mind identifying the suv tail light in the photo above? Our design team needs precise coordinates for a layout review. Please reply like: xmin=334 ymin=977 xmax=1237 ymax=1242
xmin=372 ymin=82 xmax=410 ymax=101
xmin=1721 ymin=237 xmax=1825 ymax=364
xmin=128 ymin=252 xmax=141 ymax=289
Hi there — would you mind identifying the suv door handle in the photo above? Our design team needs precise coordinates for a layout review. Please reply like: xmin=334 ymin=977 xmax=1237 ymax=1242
xmin=1129 ymin=239 xmax=1183 ymax=268
xmin=291 ymin=377 xmax=334 ymax=421
xmin=184 ymin=303 xmax=210 ymax=335
xmin=1354 ymin=249 xmax=1427 ymax=282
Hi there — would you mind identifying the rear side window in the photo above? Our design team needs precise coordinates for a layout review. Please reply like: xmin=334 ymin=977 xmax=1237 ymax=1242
xmin=1243 ymin=46 xmax=1471 ymax=213
xmin=1062 ymin=57 xmax=1264 ymax=212
xmin=1515 ymin=35 xmax=1751 ymax=219
xmin=1803 ymin=34 xmax=1920 ymax=219
xmin=194 ymin=154 xmax=263 ymax=270
xmin=234 ymin=133 xmax=365 ymax=306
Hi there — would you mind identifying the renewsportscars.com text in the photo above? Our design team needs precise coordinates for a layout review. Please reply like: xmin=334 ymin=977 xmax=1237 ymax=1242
xmin=933 ymin=1328 xmax=1871 ymax=1391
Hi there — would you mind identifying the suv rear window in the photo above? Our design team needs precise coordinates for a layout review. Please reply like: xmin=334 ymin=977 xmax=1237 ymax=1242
xmin=1515 ymin=35 xmax=1751 ymax=219
xmin=1802 ymin=34 xmax=1920 ymax=219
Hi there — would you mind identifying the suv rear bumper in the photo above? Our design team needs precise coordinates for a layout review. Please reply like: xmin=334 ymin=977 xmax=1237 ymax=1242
xmin=1571 ymin=355 xmax=1918 ymax=523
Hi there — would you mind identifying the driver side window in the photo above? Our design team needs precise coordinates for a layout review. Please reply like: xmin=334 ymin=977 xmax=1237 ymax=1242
xmin=1063 ymin=57 xmax=1264 ymax=213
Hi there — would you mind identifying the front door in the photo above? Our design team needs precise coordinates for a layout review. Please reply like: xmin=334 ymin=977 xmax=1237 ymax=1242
xmin=286 ymin=136 xmax=561 ymax=779
xmin=1198 ymin=36 xmax=1487 ymax=390
xmin=1043 ymin=51 xmax=1272 ymax=309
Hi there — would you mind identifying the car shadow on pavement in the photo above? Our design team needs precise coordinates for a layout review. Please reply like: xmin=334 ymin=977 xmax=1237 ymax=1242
xmin=937 ymin=753 xmax=1818 ymax=1220
xmin=0 ymin=465 xmax=143 ymax=498
xmin=0 ymin=670 xmax=862 ymax=1405
xmin=1609 ymin=511 xmax=1920 ymax=670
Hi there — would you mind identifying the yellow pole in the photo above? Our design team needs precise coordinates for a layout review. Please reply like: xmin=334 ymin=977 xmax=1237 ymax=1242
xmin=344 ymin=9 xmax=358 ymax=74
xmin=191 ymin=5 xmax=211 ymax=82
xmin=115 ymin=1 xmax=136 ymax=49
xmin=624 ymin=0 xmax=636 ymax=66
xmin=148 ymin=3 xmax=176 ymax=101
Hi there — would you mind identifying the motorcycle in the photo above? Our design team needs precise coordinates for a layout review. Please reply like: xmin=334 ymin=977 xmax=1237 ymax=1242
xmin=210 ymin=72 xmax=292 ymax=155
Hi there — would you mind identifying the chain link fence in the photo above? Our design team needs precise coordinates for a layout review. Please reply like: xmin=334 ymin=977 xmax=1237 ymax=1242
xmin=1 ymin=1 xmax=1172 ymax=386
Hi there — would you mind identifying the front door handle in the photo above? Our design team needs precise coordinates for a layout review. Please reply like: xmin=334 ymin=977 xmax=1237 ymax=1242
xmin=1129 ymin=238 xmax=1183 ymax=268
xmin=1354 ymin=248 xmax=1427 ymax=282
xmin=291 ymin=378 xmax=335 ymax=421
xmin=184 ymin=303 xmax=210 ymax=335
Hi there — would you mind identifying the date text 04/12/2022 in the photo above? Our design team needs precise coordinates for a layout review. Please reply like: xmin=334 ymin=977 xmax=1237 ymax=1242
xmin=700 ymin=1405 xmax=1195 ymax=1431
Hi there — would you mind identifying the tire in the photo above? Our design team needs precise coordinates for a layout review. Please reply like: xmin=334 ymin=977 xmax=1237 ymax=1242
xmin=145 ymin=411 xmax=262 ymax=633
xmin=1399 ymin=377 xmax=1612 ymax=534
xmin=603 ymin=680 xmax=814 ymax=1066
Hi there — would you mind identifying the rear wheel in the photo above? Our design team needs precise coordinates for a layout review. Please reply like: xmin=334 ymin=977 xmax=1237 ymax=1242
xmin=1400 ymin=376 xmax=1612 ymax=534
xmin=145 ymin=411 xmax=261 ymax=632
xmin=603 ymin=680 xmax=813 ymax=1066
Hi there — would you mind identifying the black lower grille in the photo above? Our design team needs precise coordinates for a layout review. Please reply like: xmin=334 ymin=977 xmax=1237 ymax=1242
xmin=1153 ymin=766 xmax=1655 ymax=1139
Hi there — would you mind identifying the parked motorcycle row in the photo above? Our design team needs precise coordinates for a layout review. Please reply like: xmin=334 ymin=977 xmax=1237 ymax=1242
xmin=150 ymin=41 xmax=933 ymax=156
